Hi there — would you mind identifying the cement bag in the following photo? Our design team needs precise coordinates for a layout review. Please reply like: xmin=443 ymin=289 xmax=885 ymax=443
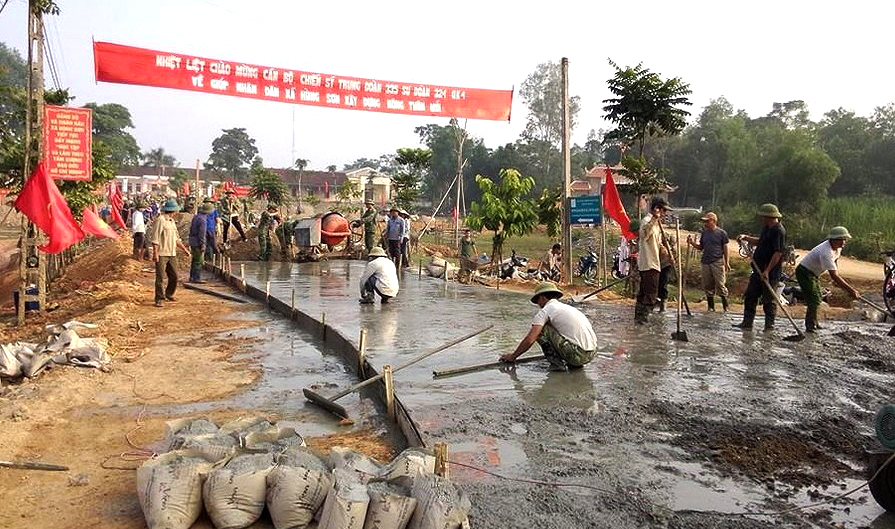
xmin=165 ymin=418 xmax=220 ymax=450
xmin=219 ymin=417 xmax=277 ymax=445
xmin=178 ymin=433 xmax=238 ymax=462
xmin=317 ymin=468 xmax=370 ymax=529
xmin=363 ymin=482 xmax=417 ymax=529
xmin=380 ymin=449 xmax=435 ymax=488
xmin=244 ymin=426 xmax=306 ymax=452
xmin=406 ymin=475 xmax=471 ymax=529
xmin=0 ymin=344 xmax=24 ymax=378
xmin=266 ymin=446 xmax=331 ymax=529
xmin=330 ymin=446 xmax=383 ymax=483
xmin=203 ymin=453 xmax=275 ymax=529
xmin=136 ymin=449 xmax=219 ymax=529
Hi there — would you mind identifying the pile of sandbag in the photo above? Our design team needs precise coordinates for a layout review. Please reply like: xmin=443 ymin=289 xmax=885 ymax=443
xmin=137 ymin=417 xmax=471 ymax=529
xmin=0 ymin=321 xmax=110 ymax=380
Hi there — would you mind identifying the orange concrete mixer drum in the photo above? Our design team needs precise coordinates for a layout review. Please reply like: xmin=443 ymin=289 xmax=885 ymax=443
xmin=319 ymin=212 xmax=351 ymax=246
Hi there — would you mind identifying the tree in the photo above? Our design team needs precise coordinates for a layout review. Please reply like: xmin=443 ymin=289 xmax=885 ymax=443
xmin=519 ymin=61 xmax=581 ymax=183
xmin=392 ymin=148 xmax=431 ymax=210
xmin=293 ymin=157 xmax=308 ymax=209
xmin=817 ymin=108 xmax=873 ymax=196
xmin=343 ymin=154 xmax=396 ymax=173
xmin=249 ymin=166 xmax=290 ymax=207
xmin=169 ymin=169 xmax=191 ymax=194
xmin=465 ymin=169 xmax=538 ymax=267
xmin=83 ymin=102 xmax=141 ymax=168
xmin=206 ymin=127 xmax=258 ymax=180
xmin=141 ymin=147 xmax=177 ymax=175
xmin=326 ymin=164 xmax=337 ymax=173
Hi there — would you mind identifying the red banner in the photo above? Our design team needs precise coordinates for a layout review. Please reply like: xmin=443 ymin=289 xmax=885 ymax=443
xmin=94 ymin=41 xmax=513 ymax=121
xmin=43 ymin=106 xmax=92 ymax=181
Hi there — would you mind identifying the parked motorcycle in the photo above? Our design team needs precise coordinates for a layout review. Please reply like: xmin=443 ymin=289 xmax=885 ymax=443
xmin=575 ymin=249 xmax=598 ymax=284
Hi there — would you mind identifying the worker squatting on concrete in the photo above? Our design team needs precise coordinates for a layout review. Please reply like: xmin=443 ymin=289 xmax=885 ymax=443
xmin=361 ymin=200 xmax=378 ymax=252
xmin=797 ymin=226 xmax=860 ymax=332
xmin=734 ymin=203 xmax=786 ymax=331
xmin=538 ymin=243 xmax=562 ymax=282
xmin=499 ymin=282 xmax=598 ymax=372
xmin=687 ymin=211 xmax=731 ymax=312
xmin=150 ymin=199 xmax=191 ymax=307
xmin=188 ymin=203 xmax=211 ymax=283
xmin=635 ymin=198 xmax=671 ymax=324
xmin=358 ymin=247 xmax=400 ymax=304
xmin=257 ymin=205 xmax=280 ymax=261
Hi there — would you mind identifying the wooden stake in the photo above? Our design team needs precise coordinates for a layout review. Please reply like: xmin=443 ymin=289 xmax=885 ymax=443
xmin=321 ymin=312 xmax=327 ymax=339
xmin=240 ymin=263 xmax=245 ymax=280
xmin=358 ymin=329 xmax=367 ymax=378
xmin=434 ymin=443 xmax=448 ymax=477
xmin=290 ymin=287 xmax=295 ymax=314
xmin=265 ymin=280 xmax=270 ymax=303
xmin=383 ymin=364 xmax=395 ymax=420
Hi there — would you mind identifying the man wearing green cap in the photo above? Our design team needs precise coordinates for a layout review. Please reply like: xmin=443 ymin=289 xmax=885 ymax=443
xmin=359 ymin=247 xmax=399 ymax=303
xmin=500 ymin=282 xmax=597 ymax=371
xmin=796 ymin=226 xmax=860 ymax=332
xmin=360 ymin=200 xmax=378 ymax=252
xmin=220 ymin=189 xmax=248 ymax=243
xmin=734 ymin=203 xmax=786 ymax=330
xmin=187 ymin=203 xmax=210 ymax=283
xmin=257 ymin=205 xmax=280 ymax=261
xmin=150 ymin=199 xmax=191 ymax=307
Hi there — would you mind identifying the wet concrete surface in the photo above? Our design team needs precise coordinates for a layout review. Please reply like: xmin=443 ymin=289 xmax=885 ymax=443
xmin=240 ymin=259 xmax=895 ymax=528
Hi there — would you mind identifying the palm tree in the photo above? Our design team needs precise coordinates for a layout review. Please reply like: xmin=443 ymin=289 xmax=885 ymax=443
xmin=142 ymin=147 xmax=177 ymax=176
xmin=294 ymin=158 xmax=308 ymax=210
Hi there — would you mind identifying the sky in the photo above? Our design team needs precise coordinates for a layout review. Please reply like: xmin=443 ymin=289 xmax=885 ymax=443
xmin=1 ymin=0 xmax=893 ymax=171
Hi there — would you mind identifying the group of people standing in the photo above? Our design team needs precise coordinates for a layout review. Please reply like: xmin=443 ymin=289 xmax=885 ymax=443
xmin=634 ymin=198 xmax=859 ymax=333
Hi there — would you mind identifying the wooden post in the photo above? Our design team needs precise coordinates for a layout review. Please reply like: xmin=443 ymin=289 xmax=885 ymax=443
xmin=434 ymin=443 xmax=448 ymax=477
xmin=560 ymin=57 xmax=572 ymax=285
xmin=321 ymin=312 xmax=326 ymax=340
xmin=357 ymin=329 xmax=367 ymax=378
xmin=265 ymin=280 xmax=270 ymax=303
xmin=383 ymin=364 xmax=395 ymax=420
xmin=418 ymin=260 xmax=422 ymax=279
xmin=240 ymin=263 xmax=245 ymax=281
xmin=290 ymin=287 xmax=295 ymax=315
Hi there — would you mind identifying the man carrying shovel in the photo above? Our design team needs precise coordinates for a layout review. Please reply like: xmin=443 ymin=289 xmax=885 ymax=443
xmin=499 ymin=282 xmax=597 ymax=372
xmin=796 ymin=226 xmax=859 ymax=332
xmin=734 ymin=203 xmax=786 ymax=331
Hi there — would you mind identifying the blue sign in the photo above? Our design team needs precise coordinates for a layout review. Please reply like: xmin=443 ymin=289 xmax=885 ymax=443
xmin=569 ymin=195 xmax=601 ymax=225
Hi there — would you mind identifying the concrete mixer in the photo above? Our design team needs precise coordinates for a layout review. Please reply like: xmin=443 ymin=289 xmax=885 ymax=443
xmin=292 ymin=211 xmax=360 ymax=260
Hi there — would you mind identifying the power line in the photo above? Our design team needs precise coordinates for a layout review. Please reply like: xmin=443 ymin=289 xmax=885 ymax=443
xmin=0 ymin=0 xmax=11 ymax=18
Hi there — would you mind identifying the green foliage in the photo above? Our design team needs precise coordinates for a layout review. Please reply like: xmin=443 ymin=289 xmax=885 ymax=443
xmin=83 ymin=102 xmax=141 ymax=168
xmin=465 ymin=169 xmax=538 ymax=265
xmin=536 ymin=186 xmax=562 ymax=238
xmin=206 ymin=127 xmax=258 ymax=180
xmin=603 ymin=60 xmax=692 ymax=157
xmin=617 ymin=155 xmax=669 ymax=198
xmin=342 ymin=154 xmax=396 ymax=173
xmin=392 ymin=147 xmax=431 ymax=210
xmin=169 ymin=169 xmax=190 ymax=193
xmin=141 ymin=147 xmax=177 ymax=172
xmin=335 ymin=178 xmax=362 ymax=203
xmin=56 ymin=141 xmax=118 ymax=219
xmin=249 ymin=166 xmax=290 ymax=207
xmin=304 ymin=191 xmax=321 ymax=207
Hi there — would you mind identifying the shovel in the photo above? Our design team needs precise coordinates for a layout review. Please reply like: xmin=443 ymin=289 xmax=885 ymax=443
xmin=671 ymin=218 xmax=689 ymax=342
xmin=303 ymin=325 xmax=492 ymax=418
xmin=750 ymin=259 xmax=805 ymax=342
xmin=658 ymin=221 xmax=692 ymax=317
xmin=857 ymin=297 xmax=895 ymax=337
xmin=573 ymin=277 xmax=628 ymax=303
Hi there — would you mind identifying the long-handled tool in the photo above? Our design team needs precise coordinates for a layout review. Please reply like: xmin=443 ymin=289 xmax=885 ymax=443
xmin=573 ymin=277 xmax=628 ymax=303
xmin=671 ymin=218 xmax=689 ymax=342
xmin=658 ymin=221 xmax=692 ymax=316
xmin=857 ymin=297 xmax=895 ymax=337
xmin=303 ymin=325 xmax=492 ymax=418
xmin=750 ymin=259 xmax=805 ymax=342
xmin=433 ymin=354 xmax=546 ymax=378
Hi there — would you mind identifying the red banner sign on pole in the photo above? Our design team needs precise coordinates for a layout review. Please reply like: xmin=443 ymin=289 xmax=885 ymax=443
xmin=43 ymin=105 xmax=92 ymax=181
xmin=93 ymin=41 xmax=513 ymax=121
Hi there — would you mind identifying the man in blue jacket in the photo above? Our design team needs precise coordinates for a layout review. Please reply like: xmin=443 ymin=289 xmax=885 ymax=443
xmin=188 ymin=203 xmax=210 ymax=283
xmin=203 ymin=198 xmax=219 ymax=262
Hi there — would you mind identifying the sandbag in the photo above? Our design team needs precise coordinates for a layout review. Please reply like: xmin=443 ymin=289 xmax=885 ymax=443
xmin=165 ymin=418 xmax=220 ymax=449
xmin=244 ymin=426 xmax=306 ymax=452
xmin=203 ymin=453 xmax=275 ymax=529
xmin=364 ymin=482 xmax=417 ymax=529
xmin=266 ymin=447 xmax=331 ymax=529
xmin=178 ymin=433 xmax=238 ymax=462
xmin=136 ymin=449 xmax=219 ymax=529
xmin=0 ymin=344 xmax=24 ymax=378
xmin=380 ymin=449 xmax=435 ymax=488
xmin=318 ymin=468 xmax=370 ymax=529
xmin=219 ymin=417 xmax=278 ymax=445
xmin=330 ymin=446 xmax=383 ymax=483
xmin=406 ymin=475 xmax=471 ymax=529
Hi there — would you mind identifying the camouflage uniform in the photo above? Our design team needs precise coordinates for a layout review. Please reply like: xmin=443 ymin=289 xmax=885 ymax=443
xmin=275 ymin=219 xmax=298 ymax=257
xmin=258 ymin=209 xmax=278 ymax=261
xmin=538 ymin=324 xmax=596 ymax=368
xmin=361 ymin=205 xmax=378 ymax=251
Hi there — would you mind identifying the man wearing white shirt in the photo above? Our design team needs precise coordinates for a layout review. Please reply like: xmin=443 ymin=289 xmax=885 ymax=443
xmin=500 ymin=282 xmax=597 ymax=371
xmin=131 ymin=202 xmax=146 ymax=261
xmin=796 ymin=226 xmax=859 ymax=332
xmin=359 ymin=247 xmax=400 ymax=304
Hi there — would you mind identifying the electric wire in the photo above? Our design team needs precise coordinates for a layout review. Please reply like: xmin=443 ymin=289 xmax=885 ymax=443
xmin=42 ymin=25 xmax=61 ymax=91
xmin=0 ymin=0 xmax=11 ymax=17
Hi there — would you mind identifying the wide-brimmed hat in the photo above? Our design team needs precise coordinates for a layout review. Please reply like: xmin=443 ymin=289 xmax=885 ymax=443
xmin=365 ymin=199 xmax=375 ymax=205
xmin=199 ymin=203 xmax=213 ymax=214
xmin=757 ymin=203 xmax=783 ymax=218
xmin=224 ymin=189 xmax=235 ymax=195
xmin=369 ymin=247 xmax=387 ymax=258
xmin=827 ymin=226 xmax=852 ymax=240
xmin=162 ymin=199 xmax=180 ymax=213
xmin=267 ymin=205 xmax=278 ymax=212
xmin=530 ymin=282 xmax=563 ymax=304
xmin=650 ymin=197 xmax=672 ymax=211
xmin=389 ymin=206 xmax=399 ymax=213
xmin=700 ymin=212 xmax=718 ymax=222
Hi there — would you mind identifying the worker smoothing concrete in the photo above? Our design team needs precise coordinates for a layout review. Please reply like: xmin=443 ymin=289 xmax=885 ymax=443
xmin=796 ymin=226 xmax=860 ymax=332
xmin=499 ymin=282 xmax=597 ymax=371
xmin=359 ymin=247 xmax=399 ymax=304
xmin=734 ymin=203 xmax=786 ymax=331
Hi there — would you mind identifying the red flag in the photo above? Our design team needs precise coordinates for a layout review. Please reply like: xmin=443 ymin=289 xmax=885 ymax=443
xmin=181 ymin=181 xmax=189 ymax=196
xmin=107 ymin=184 xmax=127 ymax=230
xmin=603 ymin=168 xmax=636 ymax=240
xmin=81 ymin=206 xmax=119 ymax=239
xmin=14 ymin=164 xmax=85 ymax=254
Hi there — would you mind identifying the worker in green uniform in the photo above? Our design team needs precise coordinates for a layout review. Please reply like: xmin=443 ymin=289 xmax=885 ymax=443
xmin=360 ymin=200 xmax=378 ymax=252
xmin=257 ymin=205 xmax=279 ymax=261
xmin=276 ymin=217 xmax=298 ymax=259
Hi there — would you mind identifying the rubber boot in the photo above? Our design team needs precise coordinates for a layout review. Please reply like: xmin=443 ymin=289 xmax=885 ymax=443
xmin=721 ymin=296 xmax=729 ymax=312
xmin=634 ymin=302 xmax=649 ymax=325
xmin=763 ymin=303 xmax=777 ymax=331
xmin=805 ymin=306 xmax=822 ymax=332
xmin=707 ymin=296 xmax=715 ymax=312
xmin=656 ymin=300 xmax=665 ymax=313
xmin=733 ymin=310 xmax=755 ymax=329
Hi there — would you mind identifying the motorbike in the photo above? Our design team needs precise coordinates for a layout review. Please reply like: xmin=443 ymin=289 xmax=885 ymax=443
xmin=776 ymin=272 xmax=831 ymax=306
xmin=575 ymin=249 xmax=598 ymax=284
xmin=499 ymin=250 xmax=530 ymax=280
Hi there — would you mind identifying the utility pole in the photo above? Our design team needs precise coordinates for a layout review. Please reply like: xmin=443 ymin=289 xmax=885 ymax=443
xmin=560 ymin=58 xmax=572 ymax=285
xmin=18 ymin=0 xmax=47 ymax=325
xmin=452 ymin=119 xmax=467 ymax=248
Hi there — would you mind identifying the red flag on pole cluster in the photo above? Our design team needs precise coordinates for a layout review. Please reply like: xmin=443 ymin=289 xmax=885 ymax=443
xmin=603 ymin=168 xmax=636 ymax=240
xmin=14 ymin=163 xmax=85 ymax=254
xmin=107 ymin=184 xmax=127 ymax=230
xmin=81 ymin=206 xmax=119 ymax=239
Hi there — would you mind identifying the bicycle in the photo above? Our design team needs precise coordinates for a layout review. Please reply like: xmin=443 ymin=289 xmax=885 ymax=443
xmin=883 ymin=250 xmax=895 ymax=316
